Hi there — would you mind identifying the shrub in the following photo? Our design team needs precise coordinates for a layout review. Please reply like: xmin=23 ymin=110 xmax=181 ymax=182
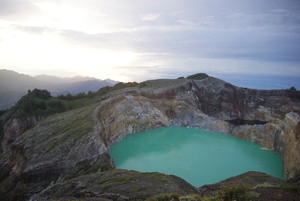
xmin=31 ymin=88 xmax=51 ymax=99
xmin=187 ymin=73 xmax=209 ymax=80
xmin=277 ymin=184 xmax=300 ymax=192
xmin=213 ymin=184 xmax=251 ymax=201
xmin=145 ymin=192 xmax=180 ymax=201
xmin=49 ymin=100 xmax=66 ymax=112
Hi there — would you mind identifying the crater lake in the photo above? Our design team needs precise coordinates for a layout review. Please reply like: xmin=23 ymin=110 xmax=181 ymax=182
xmin=109 ymin=126 xmax=284 ymax=187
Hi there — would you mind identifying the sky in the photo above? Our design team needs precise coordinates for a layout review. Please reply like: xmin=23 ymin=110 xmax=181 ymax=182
xmin=0 ymin=0 xmax=300 ymax=89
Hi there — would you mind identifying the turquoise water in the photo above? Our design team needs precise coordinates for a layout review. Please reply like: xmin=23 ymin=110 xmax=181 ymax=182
xmin=109 ymin=126 xmax=284 ymax=187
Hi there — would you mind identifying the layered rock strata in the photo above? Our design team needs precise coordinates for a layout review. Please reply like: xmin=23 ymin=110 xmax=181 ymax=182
xmin=94 ymin=78 xmax=300 ymax=180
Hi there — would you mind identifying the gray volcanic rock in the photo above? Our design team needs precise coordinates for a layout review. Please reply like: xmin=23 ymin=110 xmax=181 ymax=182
xmin=0 ymin=76 xmax=300 ymax=200
xmin=30 ymin=169 xmax=198 ymax=201
xmin=231 ymin=111 xmax=300 ymax=179
xmin=94 ymin=77 xmax=300 ymax=179
xmin=1 ymin=115 xmax=45 ymax=152
xmin=0 ymin=105 xmax=113 ymax=200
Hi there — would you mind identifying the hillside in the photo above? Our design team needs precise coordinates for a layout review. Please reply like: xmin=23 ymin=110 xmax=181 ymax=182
xmin=0 ymin=69 xmax=116 ymax=110
xmin=0 ymin=85 xmax=25 ymax=110
xmin=34 ymin=74 xmax=98 ymax=84
xmin=0 ymin=74 xmax=300 ymax=200
xmin=0 ymin=69 xmax=48 ymax=92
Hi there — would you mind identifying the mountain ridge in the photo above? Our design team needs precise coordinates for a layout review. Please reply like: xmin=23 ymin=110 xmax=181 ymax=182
xmin=0 ymin=69 xmax=118 ymax=110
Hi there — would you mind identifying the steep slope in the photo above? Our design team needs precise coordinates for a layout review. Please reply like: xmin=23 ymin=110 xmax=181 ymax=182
xmin=0 ymin=104 xmax=113 ymax=200
xmin=0 ymin=75 xmax=299 ymax=200
xmin=94 ymin=77 xmax=300 ymax=180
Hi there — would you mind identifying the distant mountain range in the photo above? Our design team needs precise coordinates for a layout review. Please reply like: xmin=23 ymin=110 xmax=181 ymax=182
xmin=0 ymin=69 xmax=118 ymax=110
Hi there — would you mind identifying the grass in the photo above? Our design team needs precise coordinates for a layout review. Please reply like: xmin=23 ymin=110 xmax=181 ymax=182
xmin=126 ymin=187 xmax=147 ymax=194
xmin=212 ymin=184 xmax=252 ymax=201
xmin=277 ymin=183 xmax=300 ymax=192
xmin=98 ymin=177 xmax=131 ymax=185
xmin=145 ymin=192 xmax=180 ymax=201
xmin=43 ymin=105 xmax=95 ymax=153
xmin=187 ymin=73 xmax=209 ymax=80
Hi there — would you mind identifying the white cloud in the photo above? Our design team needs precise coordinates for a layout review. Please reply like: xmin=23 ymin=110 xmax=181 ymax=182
xmin=170 ymin=10 xmax=185 ymax=16
xmin=271 ymin=9 xmax=290 ymax=13
xmin=141 ymin=13 xmax=161 ymax=21
xmin=177 ymin=20 xmax=196 ymax=26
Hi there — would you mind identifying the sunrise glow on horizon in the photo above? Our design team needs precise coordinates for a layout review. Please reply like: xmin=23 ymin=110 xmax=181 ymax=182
xmin=0 ymin=0 xmax=299 ymax=88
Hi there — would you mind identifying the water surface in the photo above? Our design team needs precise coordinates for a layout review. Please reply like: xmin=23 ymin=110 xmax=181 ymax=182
xmin=109 ymin=126 xmax=284 ymax=187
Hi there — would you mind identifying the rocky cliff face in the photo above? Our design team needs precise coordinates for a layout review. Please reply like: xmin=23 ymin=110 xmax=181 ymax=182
xmin=0 ymin=105 xmax=113 ymax=200
xmin=94 ymin=78 xmax=300 ymax=179
xmin=0 ymin=76 xmax=299 ymax=200
xmin=1 ymin=115 xmax=45 ymax=152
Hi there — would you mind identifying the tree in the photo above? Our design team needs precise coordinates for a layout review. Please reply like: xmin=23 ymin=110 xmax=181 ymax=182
xmin=87 ymin=91 xmax=94 ymax=98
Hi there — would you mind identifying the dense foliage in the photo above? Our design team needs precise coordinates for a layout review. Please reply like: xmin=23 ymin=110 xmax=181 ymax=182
xmin=187 ymin=73 xmax=209 ymax=80
xmin=6 ymin=82 xmax=141 ymax=119
xmin=94 ymin=81 xmax=139 ymax=96
xmin=14 ymin=89 xmax=66 ymax=118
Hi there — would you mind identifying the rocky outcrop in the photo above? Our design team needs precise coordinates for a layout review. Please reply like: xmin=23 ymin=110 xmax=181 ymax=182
xmin=0 ymin=76 xmax=299 ymax=200
xmin=94 ymin=78 xmax=300 ymax=180
xmin=231 ymin=111 xmax=300 ymax=179
xmin=198 ymin=171 xmax=300 ymax=201
xmin=30 ymin=169 xmax=198 ymax=201
xmin=1 ymin=115 xmax=45 ymax=152
xmin=0 ymin=105 xmax=113 ymax=200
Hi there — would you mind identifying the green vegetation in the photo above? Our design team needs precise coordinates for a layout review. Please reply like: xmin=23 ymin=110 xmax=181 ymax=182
xmin=212 ymin=184 xmax=252 ymax=201
xmin=176 ymin=73 xmax=209 ymax=80
xmin=65 ymin=172 xmax=77 ymax=180
xmin=3 ymin=81 xmax=141 ymax=120
xmin=145 ymin=192 xmax=180 ymax=201
xmin=277 ymin=183 xmax=300 ymax=192
xmin=187 ymin=73 xmax=209 ymax=80
xmin=126 ymin=187 xmax=147 ymax=194
xmin=98 ymin=177 xmax=132 ymax=191
xmin=94 ymin=81 xmax=139 ymax=96
xmin=12 ymin=89 xmax=65 ymax=118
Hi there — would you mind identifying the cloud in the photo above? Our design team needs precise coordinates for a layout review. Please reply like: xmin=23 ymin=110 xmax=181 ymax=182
xmin=0 ymin=0 xmax=42 ymax=20
xmin=13 ymin=25 xmax=56 ymax=35
xmin=177 ymin=20 xmax=196 ymax=26
xmin=141 ymin=13 xmax=161 ymax=21
xmin=170 ymin=10 xmax=185 ymax=16
xmin=271 ymin=9 xmax=290 ymax=13
xmin=58 ymin=23 xmax=300 ymax=64
xmin=0 ymin=0 xmax=300 ymax=86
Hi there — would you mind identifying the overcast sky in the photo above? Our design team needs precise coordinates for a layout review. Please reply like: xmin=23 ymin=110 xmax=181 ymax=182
xmin=0 ymin=0 xmax=299 ymax=89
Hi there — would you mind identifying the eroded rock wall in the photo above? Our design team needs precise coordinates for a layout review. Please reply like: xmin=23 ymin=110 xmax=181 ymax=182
xmin=1 ymin=115 xmax=45 ymax=152
xmin=231 ymin=112 xmax=300 ymax=179
xmin=94 ymin=77 xmax=300 ymax=180
xmin=0 ymin=105 xmax=113 ymax=200
xmin=94 ymin=79 xmax=232 ymax=146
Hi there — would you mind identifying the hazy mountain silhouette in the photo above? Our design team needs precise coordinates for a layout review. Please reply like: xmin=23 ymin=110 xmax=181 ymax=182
xmin=0 ymin=69 xmax=117 ymax=109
